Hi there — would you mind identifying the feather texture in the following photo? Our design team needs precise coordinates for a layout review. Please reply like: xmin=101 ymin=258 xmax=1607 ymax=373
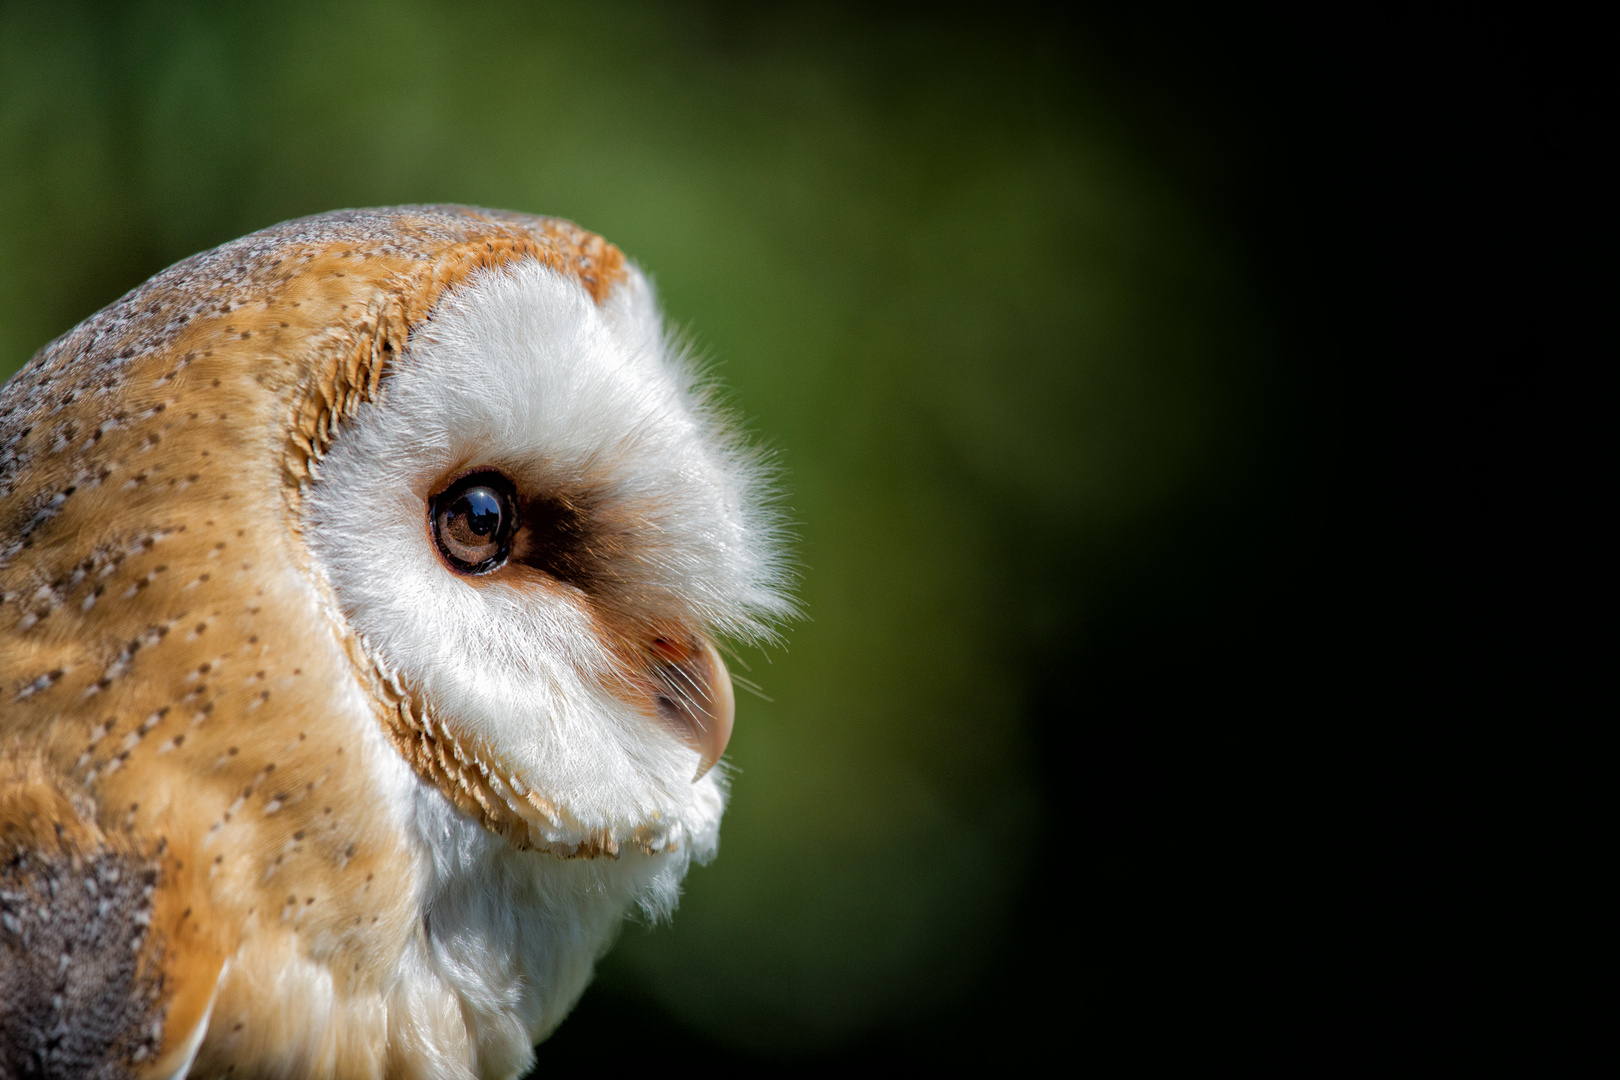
xmin=0 ymin=207 xmax=790 ymax=1078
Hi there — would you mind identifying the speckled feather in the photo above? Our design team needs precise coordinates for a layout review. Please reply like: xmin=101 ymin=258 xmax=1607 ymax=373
xmin=0 ymin=207 xmax=636 ymax=1077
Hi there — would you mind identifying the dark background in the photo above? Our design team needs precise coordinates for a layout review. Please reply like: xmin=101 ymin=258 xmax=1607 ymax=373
xmin=1 ymin=1 xmax=1567 ymax=1067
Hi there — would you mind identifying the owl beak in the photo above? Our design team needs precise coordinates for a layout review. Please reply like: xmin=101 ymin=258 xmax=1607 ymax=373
xmin=650 ymin=637 xmax=735 ymax=782
xmin=689 ymin=640 xmax=735 ymax=782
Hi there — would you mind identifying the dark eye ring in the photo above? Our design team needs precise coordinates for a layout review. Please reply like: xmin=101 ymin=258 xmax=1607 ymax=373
xmin=430 ymin=471 xmax=517 ymax=575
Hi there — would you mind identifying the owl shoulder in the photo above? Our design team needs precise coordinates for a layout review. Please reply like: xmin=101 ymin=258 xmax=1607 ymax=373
xmin=1 ymin=761 xmax=217 ymax=1079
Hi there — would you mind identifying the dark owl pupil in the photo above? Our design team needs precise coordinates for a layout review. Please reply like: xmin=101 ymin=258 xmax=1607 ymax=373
xmin=454 ymin=488 xmax=502 ymax=537
xmin=431 ymin=472 xmax=515 ymax=574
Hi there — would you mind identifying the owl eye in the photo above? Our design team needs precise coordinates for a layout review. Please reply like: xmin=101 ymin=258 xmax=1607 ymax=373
xmin=430 ymin=472 xmax=516 ymax=574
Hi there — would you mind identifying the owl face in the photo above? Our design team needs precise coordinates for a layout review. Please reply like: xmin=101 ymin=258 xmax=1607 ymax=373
xmin=0 ymin=207 xmax=791 ymax=1077
xmin=304 ymin=258 xmax=782 ymax=857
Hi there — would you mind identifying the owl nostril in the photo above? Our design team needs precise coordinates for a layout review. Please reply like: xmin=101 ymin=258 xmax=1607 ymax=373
xmin=649 ymin=637 xmax=734 ymax=782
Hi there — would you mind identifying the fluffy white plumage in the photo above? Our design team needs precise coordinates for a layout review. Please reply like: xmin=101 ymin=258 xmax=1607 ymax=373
xmin=302 ymin=258 xmax=791 ymax=1067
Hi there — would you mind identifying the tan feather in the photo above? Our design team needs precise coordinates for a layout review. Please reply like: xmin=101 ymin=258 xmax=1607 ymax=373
xmin=1 ymin=207 xmax=633 ymax=1077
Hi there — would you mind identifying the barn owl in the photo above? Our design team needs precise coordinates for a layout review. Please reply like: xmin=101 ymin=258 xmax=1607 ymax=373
xmin=0 ymin=206 xmax=790 ymax=1078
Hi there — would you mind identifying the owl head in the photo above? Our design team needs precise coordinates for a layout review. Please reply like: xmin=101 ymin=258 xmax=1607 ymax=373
xmin=300 ymin=218 xmax=791 ymax=861
xmin=0 ymin=206 xmax=792 ymax=1076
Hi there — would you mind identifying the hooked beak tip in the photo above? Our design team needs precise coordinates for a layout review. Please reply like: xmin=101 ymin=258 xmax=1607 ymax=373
xmin=651 ymin=636 xmax=735 ymax=783
xmin=689 ymin=639 xmax=735 ymax=782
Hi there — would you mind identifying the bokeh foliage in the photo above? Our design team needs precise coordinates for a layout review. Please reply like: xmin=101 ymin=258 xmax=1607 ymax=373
xmin=0 ymin=0 xmax=1264 ymax=1056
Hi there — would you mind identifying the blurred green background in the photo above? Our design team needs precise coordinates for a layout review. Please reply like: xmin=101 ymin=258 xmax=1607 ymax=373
xmin=2 ymin=0 xmax=1299 ymax=1063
